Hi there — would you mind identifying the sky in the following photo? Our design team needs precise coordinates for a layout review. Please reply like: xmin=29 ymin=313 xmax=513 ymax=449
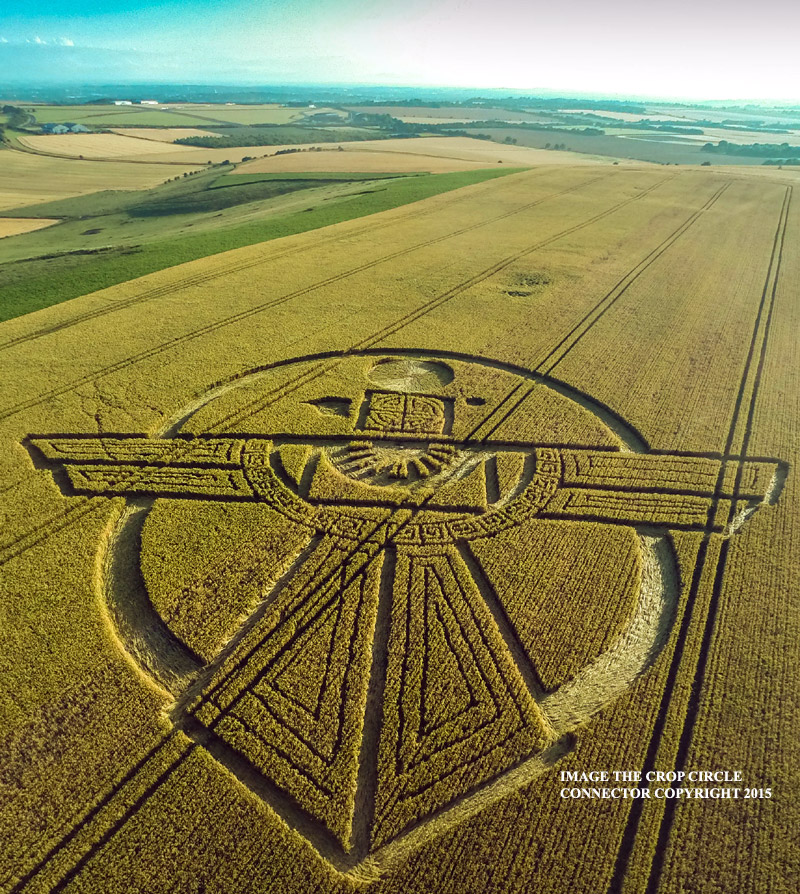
xmin=1 ymin=0 xmax=799 ymax=101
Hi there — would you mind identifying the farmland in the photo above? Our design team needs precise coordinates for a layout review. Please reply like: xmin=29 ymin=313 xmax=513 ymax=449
xmin=17 ymin=104 xmax=225 ymax=127
xmin=16 ymin=132 xmax=268 ymax=163
xmin=0 ymin=164 xmax=517 ymax=321
xmin=18 ymin=132 xmax=213 ymax=159
xmin=10 ymin=99 xmax=800 ymax=171
xmin=13 ymin=134 xmax=613 ymax=168
xmin=0 ymin=148 xmax=203 ymax=211
xmin=0 ymin=218 xmax=59 ymax=238
xmin=0 ymin=161 xmax=797 ymax=894
xmin=17 ymin=103 xmax=347 ymax=128
xmin=235 ymin=136 xmax=616 ymax=173
xmin=109 ymin=127 xmax=224 ymax=142
xmin=344 ymin=105 xmax=559 ymax=124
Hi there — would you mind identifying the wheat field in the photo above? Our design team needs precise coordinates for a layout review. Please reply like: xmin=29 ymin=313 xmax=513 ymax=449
xmin=235 ymin=136 xmax=617 ymax=173
xmin=19 ymin=134 xmax=615 ymax=169
xmin=17 ymin=133 xmax=218 ymax=161
xmin=0 ymin=218 xmax=60 ymax=238
xmin=0 ymin=149 xmax=203 ymax=211
xmin=109 ymin=128 xmax=224 ymax=142
xmin=0 ymin=164 xmax=796 ymax=894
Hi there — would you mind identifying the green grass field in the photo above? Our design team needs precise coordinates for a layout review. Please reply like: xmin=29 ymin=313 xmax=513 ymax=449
xmin=479 ymin=126 xmax=768 ymax=165
xmin=0 ymin=167 xmax=518 ymax=322
xmin=20 ymin=104 xmax=349 ymax=130
xmin=211 ymin=172 xmax=417 ymax=186
xmin=21 ymin=105 xmax=229 ymax=127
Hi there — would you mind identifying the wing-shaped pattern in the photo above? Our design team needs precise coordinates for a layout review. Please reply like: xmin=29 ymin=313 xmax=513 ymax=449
xmin=30 ymin=436 xmax=256 ymax=500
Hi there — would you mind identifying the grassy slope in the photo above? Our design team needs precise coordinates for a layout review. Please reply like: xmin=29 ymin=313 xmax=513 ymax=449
xmin=210 ymin=172 xmax=415 ymax=185
xmin=23 ymin=105 xmax=228 ymax=127
xmin=0 ymin=167 xmax=519 ymax=323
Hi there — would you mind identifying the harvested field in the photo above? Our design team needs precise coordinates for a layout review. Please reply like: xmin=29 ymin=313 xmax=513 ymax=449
xmin=238 ymin=148 xmax=484 ymax=174
xmin=16 ymin=133 xmax=277 ymax=165
xmin=0 ymin=218 xmax=59 ymax=238
xmin=236 ymin=136 xmax=616 ymax=173
xmin=18 ymin=132 xmax=206 ymax=160
xmin=184 ymin=106 xmax=343 ymax=125
xmin=558 ymin=109 xmax=691 ymax=123
xmin=480 ymin=126 xmax=769 ymax=166
xmin=618 ymin=127 xmax=800 ymax=146
xmin=345 ymin=105 xmax=552 ymax=123
xmin=0 ymin=164 xmax=797 ymax=894
xmin=0 ymin=148 xmax=202 ymax=211
xmin=109 ymin=127 xmax=224 ymax=142
xmin=19 ymin=133 xmax=616 ymax=169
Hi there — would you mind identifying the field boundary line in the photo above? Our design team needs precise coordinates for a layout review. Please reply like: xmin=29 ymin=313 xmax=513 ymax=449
xmin=640 ymin=184 xmax=792 ymax=894
xmin=0 ymin=174 xmax=674 ymax=569
xmin=213 ymin=175 xmax=678 ymax=433
xmin=0 ymin=166 xmax=556 ymax=352
xmin=0 ymin=170 xmax=616 ymax=402
xmin=607 ymin=184 xmax=792 ymax=894
xmin=467 ymin=181 xmax=731 ymax=442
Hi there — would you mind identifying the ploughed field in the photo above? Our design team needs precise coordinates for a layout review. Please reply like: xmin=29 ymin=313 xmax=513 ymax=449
xmin=0 ymin=165 xmax=797 ymax=894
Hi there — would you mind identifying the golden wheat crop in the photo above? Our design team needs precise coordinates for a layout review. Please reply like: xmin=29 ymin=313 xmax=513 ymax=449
xmin=0 ymin=147 xmax=203 ymax=211
xmin=0 ymin=163 xmax=796 ymax=894
xmin=234 ymin=136 xmax=614 ymax=174
xmin=18 ymin=133 xmax=205 ymax=159
xmin=109 ymin=127 xmax=224 ymax=142
xmin=0 ymin=217 xmax=60 ymax=238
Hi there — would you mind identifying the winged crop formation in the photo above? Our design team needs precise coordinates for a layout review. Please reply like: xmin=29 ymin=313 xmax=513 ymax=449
xmin=0 ymin=153 xmax=796 ymax=894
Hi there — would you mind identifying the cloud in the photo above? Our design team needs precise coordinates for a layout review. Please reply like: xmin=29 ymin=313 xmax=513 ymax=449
xmin=15 ymin=36 xmax=75 ymax=48
xmin=0 ymin=37 xmax=7 ymax=44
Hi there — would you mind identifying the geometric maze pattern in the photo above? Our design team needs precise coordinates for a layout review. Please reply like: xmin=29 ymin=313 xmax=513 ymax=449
xmin=28 ymin=397 xmax=782 ymax=862
xmin=190 ymin=535 xmax=383 ymax=849
xmin=372 ymin=546 xmax=550 ymax=848
xmin=189 ymin=536 xmax=551 ymax=852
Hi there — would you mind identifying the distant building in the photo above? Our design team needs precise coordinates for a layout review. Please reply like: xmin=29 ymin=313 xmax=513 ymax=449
xmin=140 ymin=100 xmax=159 ymax=105
xmin=40 ymin=122 xmax=90 ymax=134
xmin=114 ymin=100 xmax=133 ymax=106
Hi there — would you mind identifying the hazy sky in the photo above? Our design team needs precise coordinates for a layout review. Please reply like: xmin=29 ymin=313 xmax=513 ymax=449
xmin=1 ymin=0 xmax=799 ymax=100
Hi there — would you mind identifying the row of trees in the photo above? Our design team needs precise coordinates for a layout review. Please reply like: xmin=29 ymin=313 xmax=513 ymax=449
xmin=701 ymin=140 xmax=800 ymax=158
